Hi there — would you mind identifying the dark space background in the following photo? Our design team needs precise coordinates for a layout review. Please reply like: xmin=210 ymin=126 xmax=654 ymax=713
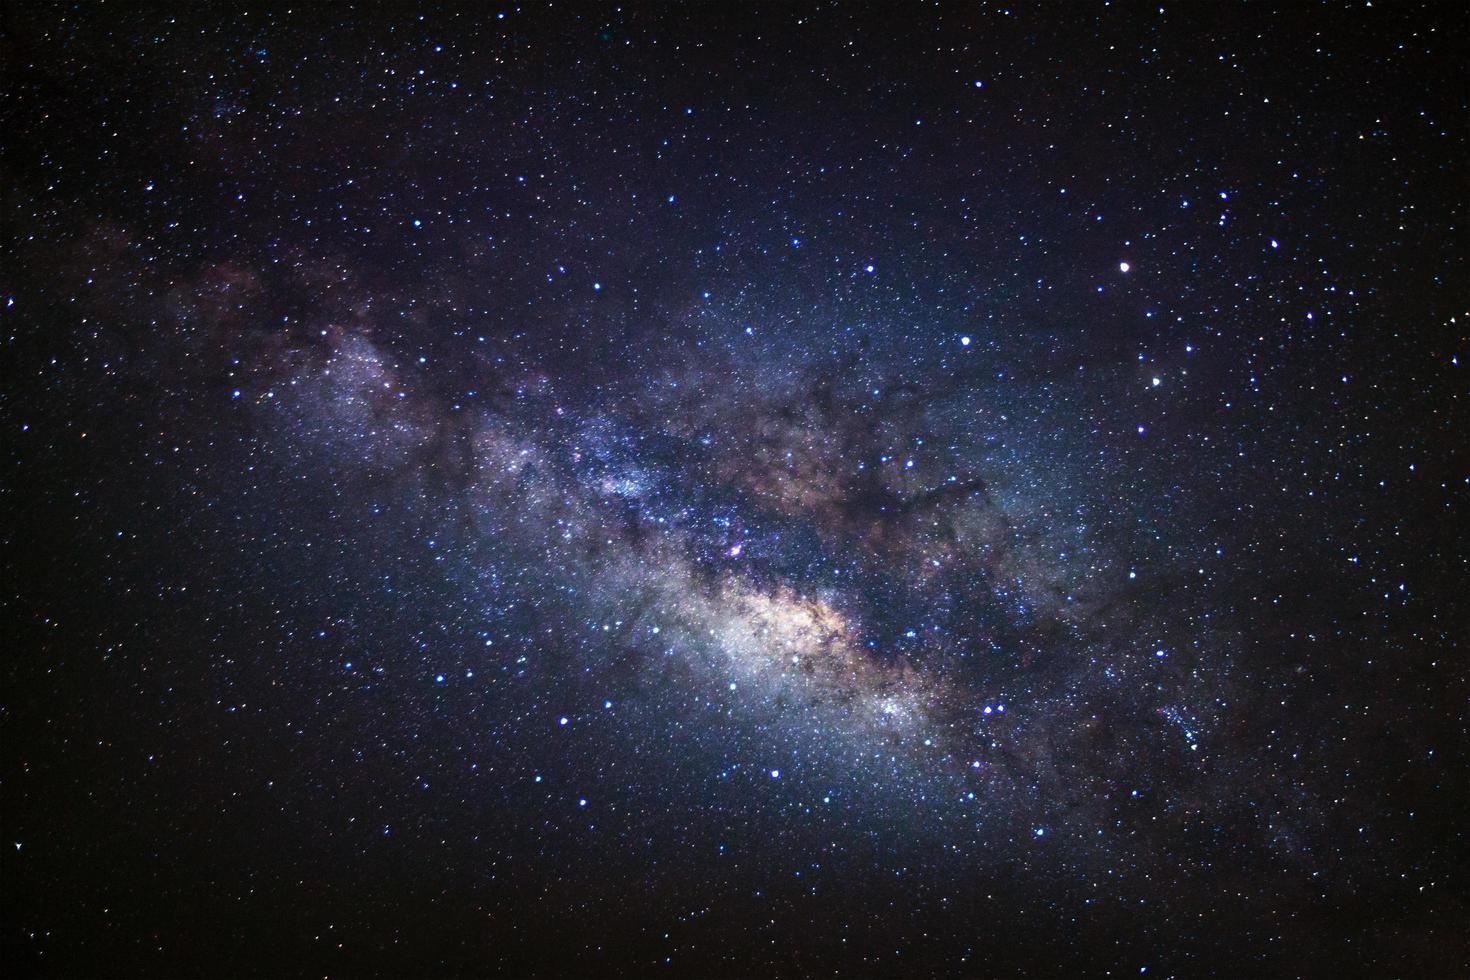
xmin=2 ymin=3 xmax=1466 ymax=976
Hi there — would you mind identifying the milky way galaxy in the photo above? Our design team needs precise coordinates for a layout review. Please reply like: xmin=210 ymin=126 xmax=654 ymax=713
xmin=4 ymin=4 xmax=1467 ymax=977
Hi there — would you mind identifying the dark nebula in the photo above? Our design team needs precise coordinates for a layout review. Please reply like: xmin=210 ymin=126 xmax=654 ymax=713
xmin=2 ymin=3 xmax=1467 ymax=977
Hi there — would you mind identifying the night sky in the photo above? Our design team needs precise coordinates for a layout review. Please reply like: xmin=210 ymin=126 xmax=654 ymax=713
xmin=2 ymin=3 xmax=1467 ymax=977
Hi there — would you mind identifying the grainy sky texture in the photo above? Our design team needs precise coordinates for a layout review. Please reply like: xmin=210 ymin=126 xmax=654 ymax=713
xmin=2 ymin=3 xmax=1467 ymax=976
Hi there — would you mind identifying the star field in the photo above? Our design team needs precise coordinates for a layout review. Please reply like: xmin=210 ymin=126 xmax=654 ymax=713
xmin=2 ymin=3 xmax=1467 ymax=977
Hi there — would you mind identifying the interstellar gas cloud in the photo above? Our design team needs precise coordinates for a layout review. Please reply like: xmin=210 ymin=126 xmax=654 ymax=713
xmin=3 ymin=4 xmax=1466 ymax=977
